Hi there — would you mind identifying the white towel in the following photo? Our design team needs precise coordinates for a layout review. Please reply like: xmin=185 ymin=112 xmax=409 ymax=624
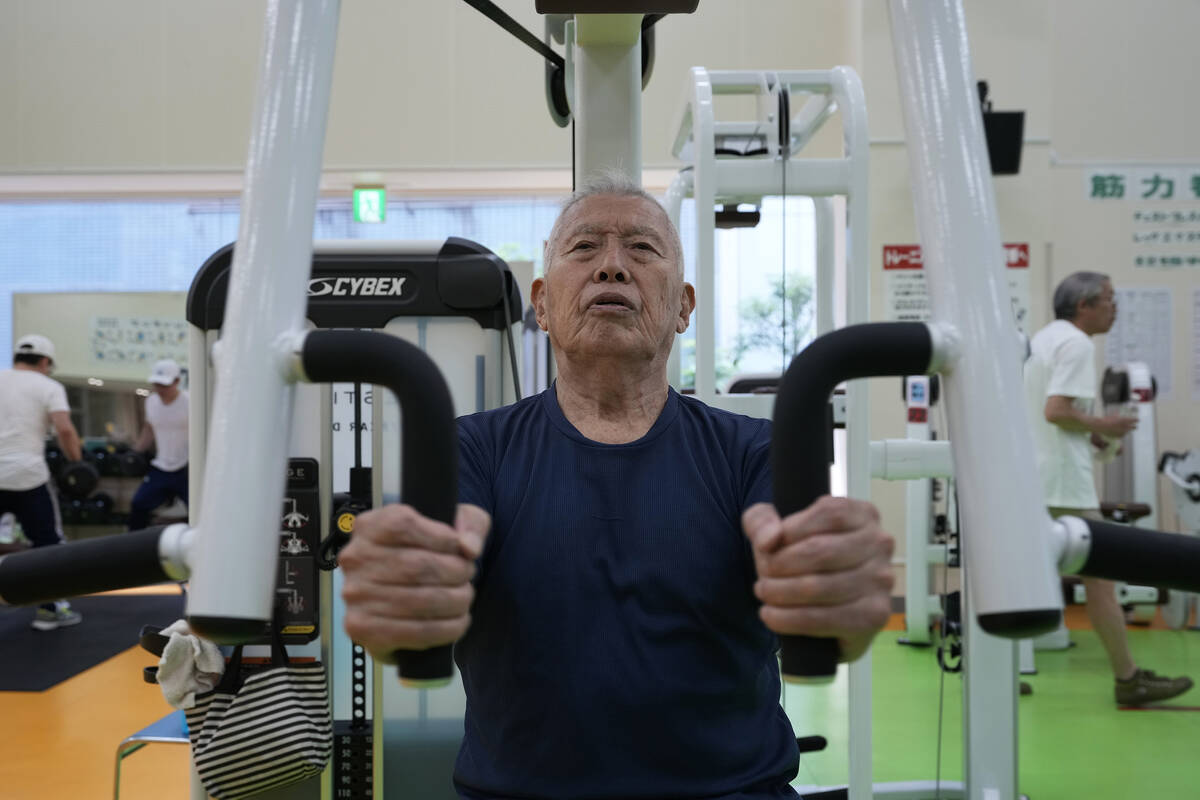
xmin=156 ymin=619 xmax=227 ymax=709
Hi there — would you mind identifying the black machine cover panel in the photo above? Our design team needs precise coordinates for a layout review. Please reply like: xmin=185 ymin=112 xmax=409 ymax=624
xmin=187 ymin=237 xmax=522 ymax=332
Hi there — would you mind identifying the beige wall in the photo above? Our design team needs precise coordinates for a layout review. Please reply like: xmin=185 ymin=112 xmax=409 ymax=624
xmin=0 ymin=0 xmax=858 ymax=175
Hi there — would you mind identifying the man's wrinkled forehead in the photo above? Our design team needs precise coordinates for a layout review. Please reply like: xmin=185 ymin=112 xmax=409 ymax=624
xmin=558 ymin=196 xmax=676 ymax=250
xmin=561 ymin=220 xmax=670 ymax=246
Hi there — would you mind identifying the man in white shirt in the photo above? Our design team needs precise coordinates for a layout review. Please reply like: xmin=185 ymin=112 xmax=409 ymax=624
xmin=0 ymin=334 xmax=84 ymax=630
xmin=1025 ymin=271 xmax=1191 ymax=705
xmin=129 ymin=359 xmax=189 ymax=531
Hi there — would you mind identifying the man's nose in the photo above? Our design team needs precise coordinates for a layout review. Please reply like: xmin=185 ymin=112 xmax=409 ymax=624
xmin=592 ymin=243 xmax=628 ymax=283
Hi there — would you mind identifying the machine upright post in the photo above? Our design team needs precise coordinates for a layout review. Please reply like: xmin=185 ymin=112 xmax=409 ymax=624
xmin=572 ymin=14 xmax=643 ymax=187
xmin=663 ymin=169 xmax=693 ymax=390
xmin=813 ymin=197 xmax=837 ymax=338
xmin=834 ymin=62 xmax=873 ymax=800
xmin=687 ymin=67 xmax=717 ymax=399
xmin=901 ymin=378 xmax=935 ymax=646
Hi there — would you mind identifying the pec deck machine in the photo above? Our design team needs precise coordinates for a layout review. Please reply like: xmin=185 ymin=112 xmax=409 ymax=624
xmin=187 ymin=238 xmax=524 ymax=798
xmin=4 ymin=3 xmax=1200 ymax=800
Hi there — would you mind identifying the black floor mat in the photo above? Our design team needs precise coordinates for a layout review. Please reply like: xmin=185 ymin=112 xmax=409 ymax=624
xmin=0 ymin=592 xmax=185 ymax=692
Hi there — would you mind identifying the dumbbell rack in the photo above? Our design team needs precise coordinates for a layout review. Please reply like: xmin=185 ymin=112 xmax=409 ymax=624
xmin=47 ymin=440 xmax=150 ymax=535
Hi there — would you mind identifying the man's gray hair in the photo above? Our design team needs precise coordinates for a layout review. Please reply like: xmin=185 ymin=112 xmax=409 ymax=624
xmin=1053 ymin=271 xmax=1111 ymax=319
xmin=544 ymin=169 xmax=684 ymax=276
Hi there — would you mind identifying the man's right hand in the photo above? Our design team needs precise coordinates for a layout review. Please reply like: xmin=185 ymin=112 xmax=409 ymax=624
xmin=1093 ymin=414 xmax=1138 ymax=438
xmin=340 ymin=503 xmax=490 ymax=663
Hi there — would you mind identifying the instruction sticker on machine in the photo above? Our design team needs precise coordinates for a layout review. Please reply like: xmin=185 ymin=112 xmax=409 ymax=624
xmin=882 ymin=244 xmax=1031 ymax=332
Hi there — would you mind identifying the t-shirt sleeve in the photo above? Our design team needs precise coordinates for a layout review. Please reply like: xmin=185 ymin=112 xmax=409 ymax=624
xmin=45 ymin=381 xmax=70 ymax=415
xmin=1045 ymin=336 xmax=1095 ymax=400
xmin=741 ymin=419 xmax=773 ymax=510
xmin=457 ymin=417 xmax=494 ymax=513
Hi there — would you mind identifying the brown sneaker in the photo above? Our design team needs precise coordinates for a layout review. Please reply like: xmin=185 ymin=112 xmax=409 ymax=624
xmin=1115 ymin=669 xmax=1194 ymax=706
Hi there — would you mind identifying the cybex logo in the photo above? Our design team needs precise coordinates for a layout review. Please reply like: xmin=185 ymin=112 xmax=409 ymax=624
xmin=308 ymin=276 xmax=408 ymax=297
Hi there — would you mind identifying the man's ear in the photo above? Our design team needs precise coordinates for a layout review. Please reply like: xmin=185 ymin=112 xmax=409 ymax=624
xmin=677 ymin=282 xmax=696 ymax=333
xmin=531 ymin=277 xmax=549 ymax=332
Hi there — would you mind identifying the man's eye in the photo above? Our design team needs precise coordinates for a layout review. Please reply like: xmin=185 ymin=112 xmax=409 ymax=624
xmin=570 ymin=241 xmax=594 ymax=251
xmin=631 ymin=242 xmax=656 ymax=252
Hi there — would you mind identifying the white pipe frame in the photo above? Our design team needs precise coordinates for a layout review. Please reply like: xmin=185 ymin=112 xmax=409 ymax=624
xmin=870 ymin=439 xmax=954 ymax=482
xmin=888 ymin=3 xmax=1062 ymax=799
xmin=186 ymin=0 xmax=342 ymax=636
xmin=888 ymin=0 xmax=1062 ymax=632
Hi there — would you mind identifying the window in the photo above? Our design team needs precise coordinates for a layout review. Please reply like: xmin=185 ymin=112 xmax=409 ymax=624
xmin=0 ymin=195 xmax=563 ymax=363
xmin=676 ymin=195 xmax=818 ymax=389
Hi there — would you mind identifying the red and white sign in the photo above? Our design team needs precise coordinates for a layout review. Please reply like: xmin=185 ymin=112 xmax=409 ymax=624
xmin=882 ymin=243 xmax=1029 ymax=269
xmin=1004 ymin=243 xmax=1030 ymax=268
xmin=882 ymin=244 xmax=924 ymax=269
xmin=882 ymin=242 xmax=1032 ymax=332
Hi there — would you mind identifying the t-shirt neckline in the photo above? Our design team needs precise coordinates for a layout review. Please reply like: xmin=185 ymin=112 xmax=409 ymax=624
xmin=541 ymin=381 xmax=679 ymax=448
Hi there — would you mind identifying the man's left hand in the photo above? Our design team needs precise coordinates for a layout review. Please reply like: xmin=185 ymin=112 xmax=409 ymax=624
xmin=743 ymin=496 xmax=895 ymax=663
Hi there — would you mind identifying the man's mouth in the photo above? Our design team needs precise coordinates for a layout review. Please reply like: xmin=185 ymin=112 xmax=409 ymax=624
xmin=589 ymin=293 xmax=635 ymax=311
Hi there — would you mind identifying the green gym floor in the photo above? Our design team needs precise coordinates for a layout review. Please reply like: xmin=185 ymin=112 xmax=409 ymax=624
xmin=2 ymin=606 xmax=1197 ymax=799
xmin=787 ymin=609 xmax=1200 ymax=798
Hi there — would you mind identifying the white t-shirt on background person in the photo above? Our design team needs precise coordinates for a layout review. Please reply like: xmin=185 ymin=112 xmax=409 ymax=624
xmin=1023 ymin=318 xmax=1099 ymax=510
xmin=146 ymin=390 xmax=189 ymax=473
xmin=0 ymin=370 xmax=70 ymax=491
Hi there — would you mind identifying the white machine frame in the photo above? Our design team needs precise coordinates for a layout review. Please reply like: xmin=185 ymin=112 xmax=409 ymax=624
xmin=665 ymin=66 xmax=868 ymax=419
xmin=665 ymin=64 xmax=879 ymax=796
xmin=1161 ymin=450 xmax=1200 ymax=629
xmin=893 ymin=376 xmax=950 ymax=648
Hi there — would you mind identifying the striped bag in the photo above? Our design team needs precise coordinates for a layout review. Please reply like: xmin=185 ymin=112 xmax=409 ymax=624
xmin=185 ymin=631 xmax=332 ymax=799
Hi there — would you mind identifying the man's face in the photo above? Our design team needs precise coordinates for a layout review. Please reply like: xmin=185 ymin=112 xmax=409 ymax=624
xmin=1078 ymin=280 xmax=1117 ymax=334
xmin=151 ymin=379 xmax=177 ymax=398
xmin=532 ymin=194 xmax=695 ymax=365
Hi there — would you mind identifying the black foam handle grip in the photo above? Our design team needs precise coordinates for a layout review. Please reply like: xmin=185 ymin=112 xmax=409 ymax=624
xmin=1079 ymin=519 xmax=1200 ymax=593
xmin=302 ymin=330 xmax=458 ymax=686
xmin=0 ymin=526 xmax=169 ymax=605
xmin=772 ymin=322 xmax=933 ymax=682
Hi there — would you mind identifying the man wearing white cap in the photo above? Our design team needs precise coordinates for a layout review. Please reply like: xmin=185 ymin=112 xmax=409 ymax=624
xmin=0 ymin=334 xmax=85 ymax=630
xmin=129 ymin=359 xmax=189 ymax=531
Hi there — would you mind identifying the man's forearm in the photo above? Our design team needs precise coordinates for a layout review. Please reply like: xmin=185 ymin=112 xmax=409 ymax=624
xmin=1044 ymin=397 xmax=1101 ymax=434
xmin=134 ymin=426 xmax=154 ymax=453
xmin=1046 ymin=410 xmax=1096 ymax=433
xmin=57 ymin=428 xmax=83 ymax=462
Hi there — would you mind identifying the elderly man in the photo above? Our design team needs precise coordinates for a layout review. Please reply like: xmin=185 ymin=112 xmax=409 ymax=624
xmin=1024 ymin=271 xmax=1191 ymax=706
xmin=339 ymin=176 xmax=894 ymax=799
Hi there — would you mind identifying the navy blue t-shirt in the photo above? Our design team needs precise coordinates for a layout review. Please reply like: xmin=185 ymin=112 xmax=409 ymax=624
xmin=452 ymin=386 xmax=799 ymax=799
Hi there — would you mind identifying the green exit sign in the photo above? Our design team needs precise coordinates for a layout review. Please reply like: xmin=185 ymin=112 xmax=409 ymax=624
xmin=353 ymin=186 xmax=387 ymax=223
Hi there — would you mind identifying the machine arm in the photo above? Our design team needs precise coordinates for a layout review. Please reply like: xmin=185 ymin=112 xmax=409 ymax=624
xmin=1056 ymin=515 xmax=1200 ymax=592
xmin=772 ymin=320 xmax=949 ymax=682
xmin=300 ymin=329 xmax=459 ymax=687
xmin=0 ymin=525 xmax=191 ymax=606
